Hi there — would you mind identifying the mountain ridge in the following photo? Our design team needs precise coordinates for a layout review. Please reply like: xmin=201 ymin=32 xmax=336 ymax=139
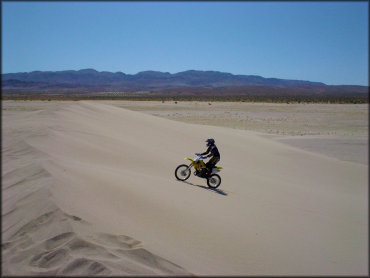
xmin=2 ymin=69 xmax=368 ymax=99
xmin=2 ymin=68 xmax=326 ymax=88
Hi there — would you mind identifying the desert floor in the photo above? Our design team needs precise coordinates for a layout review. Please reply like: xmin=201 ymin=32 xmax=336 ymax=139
xmin=106 ymin=100 xmax=368 ymax=165
xmin=2 ymin=100 xmax=368 ymax=275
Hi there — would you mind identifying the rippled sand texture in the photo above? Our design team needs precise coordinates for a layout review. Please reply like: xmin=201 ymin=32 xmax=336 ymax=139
xmin=2 ymin=100 xmax=368 ymax=275
xmin=2 ymin=101 xmax=190 ymax=275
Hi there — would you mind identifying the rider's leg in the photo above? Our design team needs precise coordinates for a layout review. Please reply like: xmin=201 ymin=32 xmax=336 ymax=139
xmin=206 ymin=157 xmax=219 ymax=174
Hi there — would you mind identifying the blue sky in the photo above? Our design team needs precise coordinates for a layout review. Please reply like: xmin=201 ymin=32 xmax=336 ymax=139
xmin=2 ymin=1 xmax=368 ymax=85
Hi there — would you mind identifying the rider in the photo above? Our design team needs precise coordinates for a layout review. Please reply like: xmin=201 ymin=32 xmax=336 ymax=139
xmin=200 ymin=138 xmax=220 ymax=175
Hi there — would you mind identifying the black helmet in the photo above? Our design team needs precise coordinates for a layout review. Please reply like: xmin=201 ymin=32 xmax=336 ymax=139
xmin=205 ymin=138 xmax=215 ymax=146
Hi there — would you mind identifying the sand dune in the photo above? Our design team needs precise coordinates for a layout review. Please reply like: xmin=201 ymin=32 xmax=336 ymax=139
xmin=2 ymin=101 xmax=368 ymax=275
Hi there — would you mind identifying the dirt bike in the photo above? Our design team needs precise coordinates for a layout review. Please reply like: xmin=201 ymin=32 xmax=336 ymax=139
xmin=174 ymin=153 xmax=222 ymax=189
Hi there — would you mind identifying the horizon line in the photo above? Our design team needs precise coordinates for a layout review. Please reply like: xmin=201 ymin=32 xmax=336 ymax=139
xmin=2 ymin=68 xmax=369 ymax=87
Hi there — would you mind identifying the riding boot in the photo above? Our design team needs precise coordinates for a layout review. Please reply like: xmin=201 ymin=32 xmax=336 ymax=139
xmin=199 ymin=168 xmax=206 ymax=177
xmin=206 ymin=167 xmax=212 ymax=176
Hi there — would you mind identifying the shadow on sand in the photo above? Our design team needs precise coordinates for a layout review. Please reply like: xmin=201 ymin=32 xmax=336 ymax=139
xmin=177 ymin=180 xmax=228 ymax=196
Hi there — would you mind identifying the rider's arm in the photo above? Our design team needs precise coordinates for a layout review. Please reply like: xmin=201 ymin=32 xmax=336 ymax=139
xmin=201 ymin=146 xmax=212 ymax=156
xmin=200 ymin=146 xmax=211 ymax=155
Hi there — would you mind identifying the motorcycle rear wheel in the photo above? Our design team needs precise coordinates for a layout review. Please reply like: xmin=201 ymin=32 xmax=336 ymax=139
xmin=175 ymin=164 xmax=191 ymax=181
xmin=207 ymin=174 xmax=221 ymax=189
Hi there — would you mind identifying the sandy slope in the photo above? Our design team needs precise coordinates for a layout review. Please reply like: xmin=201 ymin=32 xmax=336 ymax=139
xmin=105 ymin=100 xmax=368 ymax=165
xmin=2 ymin=101 xmax=368 ymax=275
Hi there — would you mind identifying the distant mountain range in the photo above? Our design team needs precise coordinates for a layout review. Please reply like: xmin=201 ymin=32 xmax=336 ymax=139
xmin=2 ymin=69 xmax=368 ymax=97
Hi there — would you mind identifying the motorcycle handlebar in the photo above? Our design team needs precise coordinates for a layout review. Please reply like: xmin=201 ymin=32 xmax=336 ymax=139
xmin=195 ymin=153 xmax=207 ymax=159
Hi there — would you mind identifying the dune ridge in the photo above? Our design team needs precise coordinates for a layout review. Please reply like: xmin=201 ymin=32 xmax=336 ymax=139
xmin=2 ymin=101 xmax=368 ymax=275
xmin=2 ymin=102 xmax=191 ymax=275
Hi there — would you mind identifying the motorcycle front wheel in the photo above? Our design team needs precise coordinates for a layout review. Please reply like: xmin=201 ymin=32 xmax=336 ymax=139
xmin=207 ymin=174 xmax=221 ymax=189
xmin=175 ymin=164 xmax=191 ymax=181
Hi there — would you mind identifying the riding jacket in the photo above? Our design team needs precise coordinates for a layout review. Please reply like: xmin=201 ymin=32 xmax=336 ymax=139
xmin=201 ymin=144 xmax=220 ymax=158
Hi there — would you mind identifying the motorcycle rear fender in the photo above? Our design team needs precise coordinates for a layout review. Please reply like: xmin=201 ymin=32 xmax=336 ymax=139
xmin=211 ymin=166 xmax=223 ymax=173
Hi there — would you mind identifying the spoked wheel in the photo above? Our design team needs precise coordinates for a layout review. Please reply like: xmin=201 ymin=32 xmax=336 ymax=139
xmin=175 ymin=164 xmax=191 ymax=181
xmin=207 ymin=174 xmax=221 ymax=189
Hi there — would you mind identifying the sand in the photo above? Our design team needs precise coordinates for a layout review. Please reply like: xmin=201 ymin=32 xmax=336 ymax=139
xmin=2 ymin=100 xmax=368 ymax=275
xmin=106 ymin=101 xmax=368 ymax=165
